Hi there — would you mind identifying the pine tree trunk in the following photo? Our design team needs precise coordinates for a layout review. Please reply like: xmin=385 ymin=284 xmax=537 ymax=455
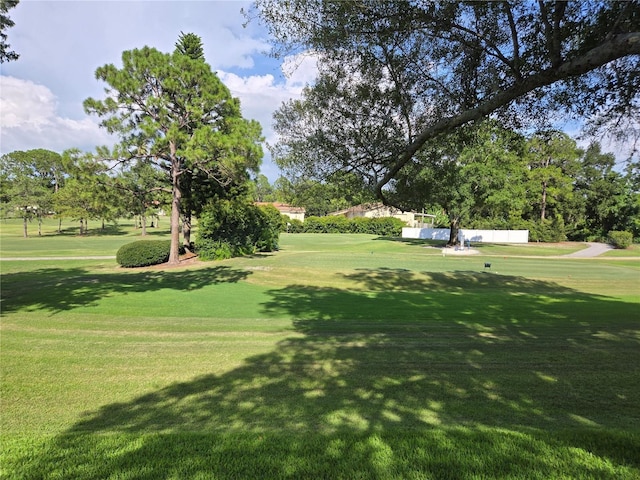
xmin=168 ymin=142 xmax=182 ymax=265
xmin=23 ymin=216 xmax=28 ymax=238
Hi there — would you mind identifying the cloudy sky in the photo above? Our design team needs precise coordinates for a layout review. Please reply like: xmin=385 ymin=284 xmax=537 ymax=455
xmin=0 ymin=0 xmax=318 ymax=181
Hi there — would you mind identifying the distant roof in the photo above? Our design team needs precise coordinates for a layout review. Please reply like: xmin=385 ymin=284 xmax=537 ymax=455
xmin=255 ymin=202 xmax=306 ymax=214
xmin=329 ymin=202 xmax=403 ymax=216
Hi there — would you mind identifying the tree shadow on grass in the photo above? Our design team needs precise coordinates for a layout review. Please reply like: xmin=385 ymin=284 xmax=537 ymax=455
xmin=5 ymin=269 xmax=640 ymax=478
xmin=0 ymin=265 xmax=251 ymax=315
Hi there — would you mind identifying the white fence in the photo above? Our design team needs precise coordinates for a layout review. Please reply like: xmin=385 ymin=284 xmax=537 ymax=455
xmin=402 ymin=228 xmax=529 ymax=244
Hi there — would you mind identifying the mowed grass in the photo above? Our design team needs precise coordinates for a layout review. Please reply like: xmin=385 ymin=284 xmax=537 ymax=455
xmin=1 ymin=227 xmax=639 ymax=479
xmin=0 ymin=217 xmax=171 ymax=258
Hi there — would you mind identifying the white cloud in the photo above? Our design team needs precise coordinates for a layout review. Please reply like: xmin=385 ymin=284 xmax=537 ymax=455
xmin=218 ymin=52 xmax=319 ymax=138
xmin=281 ymin=53 xmax=320 ymax=87
xmin=0 ymin=76 xmax=115 ymax=154
xmin=216 ymin=53 xmax=319 ymax=180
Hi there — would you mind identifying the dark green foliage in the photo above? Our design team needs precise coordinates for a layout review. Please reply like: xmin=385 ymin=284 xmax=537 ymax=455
xmin=365 ymin=217 xmax=406 ymax=236
xmin=116 ymin=240 xmax=171 ymax=268
xmin=528 ymin=217 xmax=567 ymax=243
xmin=291 ymin=216 xmax=405 ymax=236
xmin=196 ymin=200 xmax=281 ymax=260
xmin=256 ymin=204 xmax=285 ymax=251
xmin=608 ymin=231 xmax=633 ymax=249
xmin=302 ymin=216 xmax=350 ymax=233
xmin=85 ymin=35 xmax=263 ymax=264
xmin=195 ymin=239 xmax=234 ymax=261
xmin=284 ymin=218 xmax=304 ymax=233
xmin=258 ymin=0 xmax=639 ymax=202
xmin=0 ymin=0 xmax=19 ymax=63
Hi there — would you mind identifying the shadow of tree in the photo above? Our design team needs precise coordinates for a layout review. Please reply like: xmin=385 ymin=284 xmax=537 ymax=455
xmin=0 ymin=266 xmax=251 ymax=315
xmin=6 ymin=269 xmax=640 ymax=478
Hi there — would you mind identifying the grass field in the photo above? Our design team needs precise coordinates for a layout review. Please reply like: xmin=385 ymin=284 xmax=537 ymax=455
xmin=1 ymin=220 xmax=639 ymax=479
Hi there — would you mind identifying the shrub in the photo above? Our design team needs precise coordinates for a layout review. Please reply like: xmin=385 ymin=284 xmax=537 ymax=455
xmin=196 ymin=200 xmax=281 ymax=260
xmin=291 ymin=215 xmax=405 ymax=236
xmin=528 ymin=217 xmax=566 ymax=243
xmin=608 ymin=231 xmax=633 ymax=249
xmin=196 ymin=239 xmax=234 ymax=261
xmin=116 ymin=240 xmax=171 ymax=268
xmin=285 ymin=218 xmax=304 ymax=233
xmin=256 ymin=204 xmax=283 ymax=251
xmin=368 ymin=217 xmax=405 ymax=236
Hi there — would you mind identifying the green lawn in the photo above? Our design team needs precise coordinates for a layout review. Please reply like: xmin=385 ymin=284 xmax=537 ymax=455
xmin=0 ymin=218 xmax=172 ymax=258
xmin=1 ymin=229 xmax=639 ymax=479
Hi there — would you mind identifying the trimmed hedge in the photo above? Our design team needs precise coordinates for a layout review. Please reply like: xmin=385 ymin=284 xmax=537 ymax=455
xmin=286 ymin=216 xmax=406 ymax=236
xmin=608 ymin=230 xmax=633 ymax=249
xmin=116 ymin=240 xmax=171 ymax=268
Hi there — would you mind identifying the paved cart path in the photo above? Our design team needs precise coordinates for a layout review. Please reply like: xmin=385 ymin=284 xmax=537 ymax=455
xmin=563 ymin=242 xmax=613 ymax=258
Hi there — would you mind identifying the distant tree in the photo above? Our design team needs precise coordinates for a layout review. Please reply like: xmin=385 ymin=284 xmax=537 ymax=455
xmin=0 ymin=0 xmax=19 ymax=63
xmin=115 ymin=160 xmax=167 ymax=236
xmin=573 ymin=143 xmax=637 ymax=240
xmin=256 ymin=1 xmax=640 ymax=206
xmin=85 ymin=34 xmax=263 ymax=263
xmin=54 ymin=150 xmax=113 ymax=235
xmin=174 ymin=31 xmax=206 ymax=247
xmin=625 ymin=160 xmax=640 ymax=237
xmin=525 ymin=131 xmax=581 ymax=224
xmin=273 ymin=172 xmax=375 ymax=217
xmin=251 ymin=174 xmax=276 ymax=202
xmin=0 ymin=149 xmax=65 ymax=237
xmin=391 ymin=122 xmax=528 ymax=244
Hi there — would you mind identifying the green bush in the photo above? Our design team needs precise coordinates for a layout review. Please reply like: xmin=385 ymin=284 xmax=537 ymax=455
xmin=291 ymin=215 xmax=405 ymax=236
xmin=608 ymin=230 xmax=633 ymax=249
xmin=116 ymin=240 xmax=171 ymax=268
xmin=285 ymin=218 xmax=304 ymax=233
xmin=368 ymin=217 xmax=405 ymax=236
xmin=196 ymin=239 xmax=234 ymax=261
xmin=528 ymin=217 xmax=566 ymax=243
xmin=256 ymin=204 xmax=283 ymax=251
xmin=196 ymin=200 xmax=281 ymax=261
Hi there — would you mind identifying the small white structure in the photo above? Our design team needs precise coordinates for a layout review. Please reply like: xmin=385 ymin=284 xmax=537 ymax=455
xmin=402 ymin=227 xmax=529 ymax=244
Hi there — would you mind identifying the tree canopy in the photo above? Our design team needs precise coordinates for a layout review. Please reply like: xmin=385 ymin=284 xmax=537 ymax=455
xmin=253 ymin=0 xmax=640 ymax=201
xmin=0 ymin=0 xmax=19 ymax=63
xmin=0 ymin=149 xmax=60 ymax=237
xmin=84 ymin=34 xmax=263 ymax=263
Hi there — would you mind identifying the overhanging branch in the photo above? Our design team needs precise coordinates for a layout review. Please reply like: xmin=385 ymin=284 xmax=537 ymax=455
xmin=375 ymin=32 xmax=640 ymax=201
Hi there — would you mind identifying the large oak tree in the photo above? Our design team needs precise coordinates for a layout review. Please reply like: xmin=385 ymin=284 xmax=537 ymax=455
xmin=254 ymin=1 xmax=640 ymax=203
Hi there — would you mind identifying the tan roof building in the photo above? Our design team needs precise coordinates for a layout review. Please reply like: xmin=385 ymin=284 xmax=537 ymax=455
xmin=329 ymin=202 xmax=417 ymax=226
xmin=255 ymin=202 xmax=306 ymax=222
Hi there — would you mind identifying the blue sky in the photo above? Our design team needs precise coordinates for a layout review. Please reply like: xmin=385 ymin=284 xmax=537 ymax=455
xmin=0 ymin=0 xmax=318 ymax=181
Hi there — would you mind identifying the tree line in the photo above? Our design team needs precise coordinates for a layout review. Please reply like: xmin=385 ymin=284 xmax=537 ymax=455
xmin=3 ymin=120 xmax=638 ymax=246
xmin=257 ymin=123 xmax=639 ymax=243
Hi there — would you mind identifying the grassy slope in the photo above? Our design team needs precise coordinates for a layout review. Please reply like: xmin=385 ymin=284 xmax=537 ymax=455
xmin=1 ymin=230 xmax=639 ymax=479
